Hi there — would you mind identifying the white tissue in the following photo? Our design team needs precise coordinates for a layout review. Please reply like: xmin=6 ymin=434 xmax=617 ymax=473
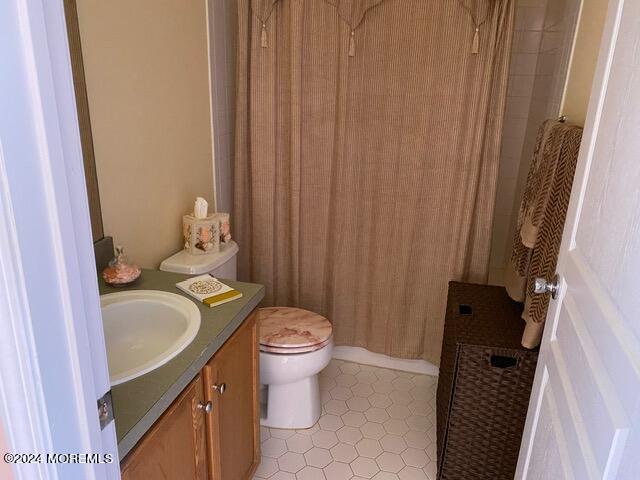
xmin=194 ymin=197 xmax=208 ymax=219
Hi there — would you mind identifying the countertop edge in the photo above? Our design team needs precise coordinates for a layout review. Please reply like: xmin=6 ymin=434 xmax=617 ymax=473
xmin=117 ymin=284 xmax=265 ymax=459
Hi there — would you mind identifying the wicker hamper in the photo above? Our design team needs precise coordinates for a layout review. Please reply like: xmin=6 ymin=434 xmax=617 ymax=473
xmin=436 ymin=282 xmax=539 ymax=480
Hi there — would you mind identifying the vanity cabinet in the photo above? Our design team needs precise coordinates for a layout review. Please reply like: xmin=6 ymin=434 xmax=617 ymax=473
xmin=120 ymin=374 xmax=208 ymax=480
xmin=205 ymin=310 xmax=260 ymax=480
xmin=120 ymin=311 xmax=260 ymax=480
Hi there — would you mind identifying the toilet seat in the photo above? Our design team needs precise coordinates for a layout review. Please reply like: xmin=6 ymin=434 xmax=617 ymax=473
xmin=259 ymin=307 xmax=333 ymax=354
xmin=260 ymin=336 xmax=333 ymax=354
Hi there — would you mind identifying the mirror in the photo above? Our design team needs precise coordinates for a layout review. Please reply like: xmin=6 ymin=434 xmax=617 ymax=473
xmin=63 ymin=0 xmax=104 ymax=241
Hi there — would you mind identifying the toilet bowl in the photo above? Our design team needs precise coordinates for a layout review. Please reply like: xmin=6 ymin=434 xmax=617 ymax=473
xmin=259 ymin=307 xmax=333 ymax=429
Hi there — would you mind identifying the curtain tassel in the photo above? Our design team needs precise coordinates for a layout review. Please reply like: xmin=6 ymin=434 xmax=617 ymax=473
xmin=471 ymin=27 xmax=480 ymax=54
xmin=261 ymin=23 xmax=268 ymax=48
xmin=348 ymin=30 xmax=356 ymax=57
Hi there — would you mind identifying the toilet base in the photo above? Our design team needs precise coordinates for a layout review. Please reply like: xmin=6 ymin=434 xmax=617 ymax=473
xmin=260 ymin=375 xmax=321 ymax=429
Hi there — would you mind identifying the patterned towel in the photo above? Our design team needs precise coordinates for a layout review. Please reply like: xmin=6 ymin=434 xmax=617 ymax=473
xmin=505 ymin=119 xmax=583 ymax=348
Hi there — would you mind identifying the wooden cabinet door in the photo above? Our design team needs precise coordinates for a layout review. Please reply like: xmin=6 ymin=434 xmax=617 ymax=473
xmin=121 ymin=375 xmax=208 ymax=480
xmin=204 ymin=311 xmax=260 ymax=480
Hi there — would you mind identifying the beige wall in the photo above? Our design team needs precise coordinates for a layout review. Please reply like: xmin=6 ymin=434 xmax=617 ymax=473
xmin=77 ymin=0 xmax=214 ymax=268
xmin=561 ymin=0 xmax=610 ymax=125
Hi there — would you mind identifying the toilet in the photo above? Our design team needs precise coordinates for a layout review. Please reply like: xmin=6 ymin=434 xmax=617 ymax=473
xmin=160 ymin=242 xmax=333 ymax=429
xmin=160 ymin=240 xmax=239 ymax=278
xmin=259 ymin=307 xmax=333 ymax=429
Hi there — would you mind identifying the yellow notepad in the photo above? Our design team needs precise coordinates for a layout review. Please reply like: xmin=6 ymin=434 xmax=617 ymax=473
xmin=176 ymin=274 xmax=243 ymax=308
xmin=202 ymin=289 xmax=243 ymax=307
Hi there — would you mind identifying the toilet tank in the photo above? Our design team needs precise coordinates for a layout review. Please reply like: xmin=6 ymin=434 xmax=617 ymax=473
xmin=160 ymin=241 xmax=239 ymax=280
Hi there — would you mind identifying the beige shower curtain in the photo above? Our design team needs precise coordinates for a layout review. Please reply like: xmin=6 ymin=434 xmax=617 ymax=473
xmin=235 ymin=0 xmax=514 ymax=364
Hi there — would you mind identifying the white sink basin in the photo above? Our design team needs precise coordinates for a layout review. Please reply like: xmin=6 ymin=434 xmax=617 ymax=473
xmin=100 ymin=290 xmax=201 ymax=386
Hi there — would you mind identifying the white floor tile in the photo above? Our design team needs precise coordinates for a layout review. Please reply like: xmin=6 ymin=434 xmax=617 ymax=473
xmin=360 ymin=422 xmax=386 ymax=440
xmin=380 ymin=434 xmax=407 ymax=454
xmin=336 ymin=425 xmax=363 ymax=445
xmin=305 ymin=447 xmax=333 ymax=468
xmin=278 ymin=452 xmax=306 ymax=473
xmin=376 ymin=452 xmax=405 ymax=473
xmin=324 ymin=461 xmax=354 ymax=480
xmin=398 ymin=465 xmax=428 ymax=480
xmin=312 ymin=430 xmax=339 ymax=449
xmin=286 ymin=433 xmax=314 ymax=454
xmin=255 ymin=360 xmax=438 ymax=480
xmin=330 ymin=443 xmax=358 ymax=463
xmin=297 ymin=465 xmax=326 ymax=480
xmin=355 ymin=438 xmax=383 ymax=458
xmin=351 ymin=456 xmax=380 ymax=478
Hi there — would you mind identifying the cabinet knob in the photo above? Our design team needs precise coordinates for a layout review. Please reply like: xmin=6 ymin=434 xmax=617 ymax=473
xmin=212 ymin=383 xmax=227 ymax=395
xmin=197 ymin=401 xmax=213 ymax=414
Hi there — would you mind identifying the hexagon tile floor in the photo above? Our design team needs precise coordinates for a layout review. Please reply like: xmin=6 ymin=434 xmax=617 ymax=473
xmin=254 ymin=359 xmax=438 ymax=480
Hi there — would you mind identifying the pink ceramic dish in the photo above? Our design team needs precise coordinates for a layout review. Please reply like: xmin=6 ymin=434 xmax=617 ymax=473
xmin=102 ymin=263 xmax=141 ymax=286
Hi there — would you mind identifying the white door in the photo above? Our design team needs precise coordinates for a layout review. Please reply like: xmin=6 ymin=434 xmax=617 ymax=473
xmin=0 ymin=0 xmax=119 ymax=479
xmin=516 ymin=0 xmax=640 ymax=479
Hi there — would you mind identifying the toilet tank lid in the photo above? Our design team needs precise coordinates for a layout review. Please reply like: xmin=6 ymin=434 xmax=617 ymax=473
xmin=159 ymin=241 xmax=238 ymax=275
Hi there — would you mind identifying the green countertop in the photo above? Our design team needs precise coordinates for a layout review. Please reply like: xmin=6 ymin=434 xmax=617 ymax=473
xmin=99 ymin=269 xmax=265 ymax=459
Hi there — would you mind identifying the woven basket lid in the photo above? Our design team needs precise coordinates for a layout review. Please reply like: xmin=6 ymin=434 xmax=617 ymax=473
xmin=259 ymin=307 xmax=332 ymax=350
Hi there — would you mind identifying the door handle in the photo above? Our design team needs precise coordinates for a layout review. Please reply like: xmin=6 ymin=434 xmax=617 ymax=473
xmin=534 ymin=274 xmax=560 ymax=299
xmin=197 ymin=401 xmax=213 ymax=414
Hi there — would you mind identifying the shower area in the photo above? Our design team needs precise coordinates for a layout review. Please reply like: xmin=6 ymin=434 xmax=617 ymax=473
xmin=209 ymin=0 xmax=582 ymax=366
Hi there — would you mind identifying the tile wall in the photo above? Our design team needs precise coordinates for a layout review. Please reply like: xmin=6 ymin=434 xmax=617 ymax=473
xmin=488 ymin=0 xmax=581 ymax=285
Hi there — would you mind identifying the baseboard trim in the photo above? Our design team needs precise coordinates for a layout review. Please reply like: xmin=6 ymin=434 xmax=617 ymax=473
xmin=332 ymin=346 xmax=439 ymax=377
